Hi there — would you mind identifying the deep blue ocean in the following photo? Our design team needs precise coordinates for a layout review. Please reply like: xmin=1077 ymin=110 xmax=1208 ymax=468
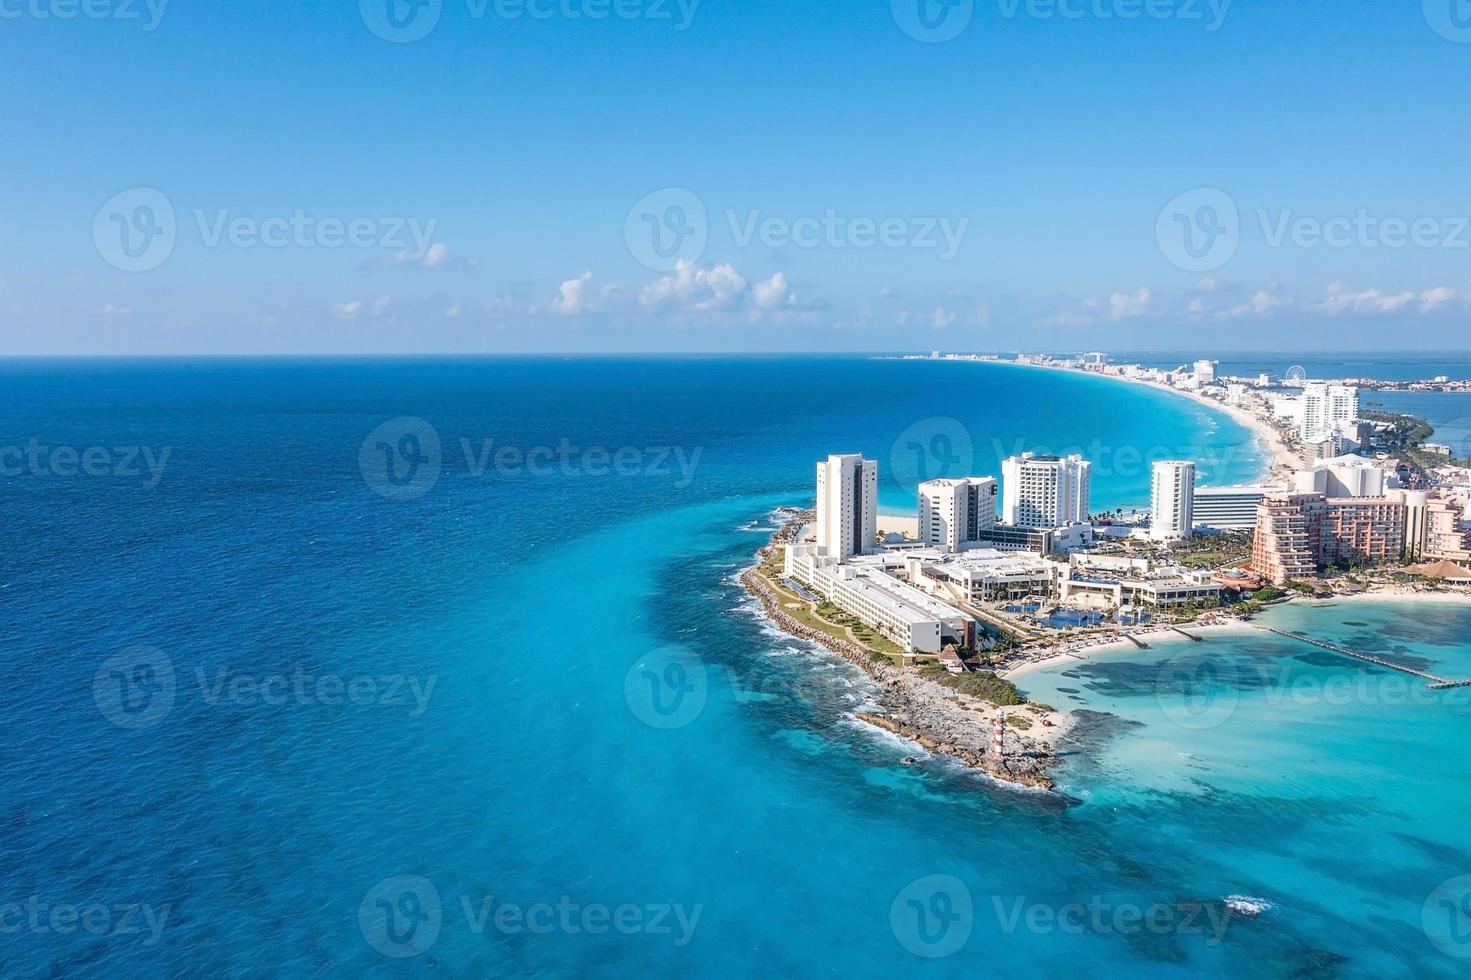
xmin=3 ymin=356 xmax=1470 ymax=977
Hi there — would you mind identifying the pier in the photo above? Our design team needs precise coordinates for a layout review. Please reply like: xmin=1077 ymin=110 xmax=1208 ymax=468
xmin=1254 ymin=626 xmax=1466 ymax=687
xmin=1170 ymin=627 xmax=1203 ymax=642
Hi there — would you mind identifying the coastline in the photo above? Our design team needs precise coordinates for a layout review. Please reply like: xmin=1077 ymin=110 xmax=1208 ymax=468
xmin=1105 ymin=373 xmax=1303 ymax=484
xmin=1001 ymin=620 xmax=1258 ymax=681
xmin=1002 ymin=588 xmax=1471 ymax=683
xmin=739 ymin=510 xmax=1073 ymax=792
xmin=1296 ymin=589 xmax=1471 ymax=606
xmin=990 ymin=359 xmax=1303 ymax=487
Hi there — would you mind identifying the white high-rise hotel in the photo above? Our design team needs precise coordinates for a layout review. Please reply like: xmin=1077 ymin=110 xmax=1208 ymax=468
xmin=918 ymin=476 xmax=998 ymax=552
xmin=1150 ymin=460 xmax=1196 ymax=542
xmin=1000 ymin=453 xmax=1091 ymax=529
xmin=1301 ymin=383 xmax=1359 ymax=443
xmin=815 ymin=453 xmax=877 ymax=560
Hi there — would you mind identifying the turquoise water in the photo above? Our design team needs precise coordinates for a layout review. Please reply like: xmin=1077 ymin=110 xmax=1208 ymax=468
xmin=5 ymin=355 xmax=1465 ymax=976
xmin=1016 ymin=599 xmax=1471 ymax=978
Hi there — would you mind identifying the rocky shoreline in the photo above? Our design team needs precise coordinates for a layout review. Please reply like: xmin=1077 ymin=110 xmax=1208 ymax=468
xmin=741 ymin=509 xmax=1068 ymax=791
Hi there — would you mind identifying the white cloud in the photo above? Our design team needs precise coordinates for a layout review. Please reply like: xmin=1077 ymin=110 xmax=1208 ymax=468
xmin=1043 ymin=287 xmax=1152 ymax=327
xmin=640 ymin=261 xmax=749 ymax=313
xmin=1106 ymin=288 xmax=1152 ymax=321
xmin=1252 ymin=289 xmax=1284 ymax=314
xmin=751 ymin=272 xmax=794 ymax=310
xmin=1312 ymin=284 xmax=1416 ymax=315
xmin=1186 ymin=280 xmax=1462 ymax=321
xmin=1213 ymin=288 xmax=1288 ymax=320
xmin=331 ymin=295 xmax=391 ymax=320
xmin=444 ymin=302 xmax=462 ymax=318
xmin=367 ymin=244 xmax=480 ymax=272
xmin=522 ymin=263 xmax=816 ymax=325
xmin=100 ymin=304 xmax=133 ymax=317
xmin=930 ymin=306 xmax=956 ymax=329
xmin=545 ymin=271 xmax=595 ymax=315
xmin=1419 ymin=286 xmax=1457 ymax=313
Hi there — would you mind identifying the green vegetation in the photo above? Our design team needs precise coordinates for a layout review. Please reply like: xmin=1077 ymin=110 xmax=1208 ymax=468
xmin=918 ymin=665 xmax=1027 ymax=706
xmin=1004 ymin=713 xmax=1033 ymax=731
xmin=1252 ymin=586 xmax=1286 ymax=602
xmin=1172 ymin=532 xmax=1252 ymax=570
xmin=811 ymin=601 xmax=903 ymax=655
xmin=1361 ymin=409 xmax=1433 ymax=447
xmin=756 ymin=570 xmax=904 ymax=660
xmin=1168 ymin=596 xmax=1223 ymax=623
xmin=1176 ymin=551 xmax=1228 ymax=568
xmin=1361 ymin=408 xmax=1471 ymax=470
xmin=760 ymin=548 xmax=785 ymax=578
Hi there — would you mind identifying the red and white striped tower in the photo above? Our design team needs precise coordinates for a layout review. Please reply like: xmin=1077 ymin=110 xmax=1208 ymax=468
xmin=993 ymin=714 xmax=1005 ymax=758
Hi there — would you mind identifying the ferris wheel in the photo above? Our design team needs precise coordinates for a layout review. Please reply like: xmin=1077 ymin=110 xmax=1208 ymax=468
xmin=1284 ymin=364 xmax=1308 ymax=386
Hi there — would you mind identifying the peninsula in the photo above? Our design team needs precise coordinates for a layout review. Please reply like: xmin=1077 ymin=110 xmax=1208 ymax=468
xmin=739 ymin=355 xmax=1471 ymax=788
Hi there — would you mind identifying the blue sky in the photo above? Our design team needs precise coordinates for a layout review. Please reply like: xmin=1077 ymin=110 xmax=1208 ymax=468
xmin=3 ymin=0 xmax=1470 ymax=353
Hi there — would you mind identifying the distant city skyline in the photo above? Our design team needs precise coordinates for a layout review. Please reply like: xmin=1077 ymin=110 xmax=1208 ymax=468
xmin=5 ymin=1 xmax=1471 ymax=353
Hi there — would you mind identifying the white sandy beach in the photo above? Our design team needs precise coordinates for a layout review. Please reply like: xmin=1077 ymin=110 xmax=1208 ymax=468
xmin=1001 ymin=589 xmax=1471 ymax=682
xmin=1001 ymin=620 xmax=1259 ymax=680
xmin=876 ymin=514 xmax=919 ymax=538
xmin=998 ymin=359 xmax=1304 ymax=486
xmin=1298 ymin=589 xmax=1471 ymax=606
xmin=1109 ymin=374 xmax=1303 ymax=481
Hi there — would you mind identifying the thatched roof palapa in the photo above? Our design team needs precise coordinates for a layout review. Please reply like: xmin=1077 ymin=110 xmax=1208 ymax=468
xmin=1404 ymin=559 xmax=1471 ymax=583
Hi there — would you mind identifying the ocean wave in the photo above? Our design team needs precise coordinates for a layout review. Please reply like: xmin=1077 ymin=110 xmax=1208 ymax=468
xmin=836 ymin=713 xmax=1056 ymax=794
xmin=1223 ymin=895 xmax=1273 ymax=916
xmin=737 ymin=507 xmax=802 ymax=534
xmin=836 ymin=711 xmax=920 ymax=749
xmin=736 ymin=520 xmax=782 ymax=534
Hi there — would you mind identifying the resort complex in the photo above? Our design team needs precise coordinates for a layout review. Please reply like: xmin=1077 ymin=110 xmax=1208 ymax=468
xmin=784 ymin=450 xmax=1226 ymax=661
xmin=780 ymin=354 xmax=1471 ymax=662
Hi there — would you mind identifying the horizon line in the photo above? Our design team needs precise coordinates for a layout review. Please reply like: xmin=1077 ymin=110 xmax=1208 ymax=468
xmin=4 ymin=348 xmax=1471 ymax=360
